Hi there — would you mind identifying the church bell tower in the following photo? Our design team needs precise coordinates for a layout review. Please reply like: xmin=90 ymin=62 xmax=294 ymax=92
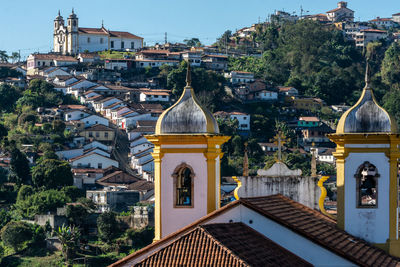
xmin=146 ymin=65 xmax=230 ymax=241
xmin=329 ymin=65 xmax=400 ymax=256
xmin=66 ymin=8 xmax=79 ymax=55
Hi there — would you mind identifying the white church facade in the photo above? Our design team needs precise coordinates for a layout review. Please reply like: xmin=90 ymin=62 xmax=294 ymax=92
xmin=53 ymin=9 xmax=143 ymax=55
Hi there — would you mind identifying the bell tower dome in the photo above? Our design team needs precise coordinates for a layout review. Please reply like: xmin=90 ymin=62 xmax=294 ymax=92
xmin=329 ymin=64 xmax=400 ymax=256
xmin=146 ymin=64 xmax=230 ymax=241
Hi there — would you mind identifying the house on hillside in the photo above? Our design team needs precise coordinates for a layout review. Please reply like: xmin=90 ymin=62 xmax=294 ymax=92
xmin=70 ymin=152 xmax=118 ymax=169
xmin=326 ymin=1 xmax=354 ymax=22
xmin=79 ymin=124 xmax=115 ymax=143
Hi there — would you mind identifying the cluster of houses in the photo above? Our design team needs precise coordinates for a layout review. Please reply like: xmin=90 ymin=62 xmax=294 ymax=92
xmin=233 ymin=2 xmax=400 ymax=50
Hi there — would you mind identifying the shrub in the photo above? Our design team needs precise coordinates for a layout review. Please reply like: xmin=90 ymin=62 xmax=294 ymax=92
xmin=1 ymin=221 xmax=33 ymax=251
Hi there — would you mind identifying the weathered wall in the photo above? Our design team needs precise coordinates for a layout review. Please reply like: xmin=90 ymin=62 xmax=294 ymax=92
xmin=237 ymin=175 xmax=320 ymax=209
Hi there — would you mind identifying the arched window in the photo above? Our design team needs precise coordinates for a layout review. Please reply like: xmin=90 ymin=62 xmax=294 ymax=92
xmin=172 ymin=163 xmax=194 ymax=207
xmin=73 ymin=20 xmax=76 ymax=27
xmin=355 ymin=161 xmax=379 ymax=208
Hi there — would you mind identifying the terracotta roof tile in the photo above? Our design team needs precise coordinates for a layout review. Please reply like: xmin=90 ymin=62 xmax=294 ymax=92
xmin=135 ymin=223 xmax=311 ymax=267
xmin=240 ymin=195 xmax=400 ymax=267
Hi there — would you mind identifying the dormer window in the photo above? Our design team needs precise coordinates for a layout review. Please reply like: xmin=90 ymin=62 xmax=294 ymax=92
xmin=172 ymin=163 xmax=194 ymax=207
xmin=355 ymin=161 xmax=379 ymax=208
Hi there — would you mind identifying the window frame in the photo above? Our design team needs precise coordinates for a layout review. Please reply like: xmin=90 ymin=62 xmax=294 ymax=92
xmin=355 ymin=161 xmax=379 ymax=209
xmin=172 ymin=163 xmax=195 ymax=208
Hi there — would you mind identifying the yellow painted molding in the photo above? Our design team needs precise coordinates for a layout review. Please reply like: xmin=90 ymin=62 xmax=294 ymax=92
xmin=318 ymin=176 xmax=335 ymax=219
xmin=232 ymin=176 xmax=242 ymax=200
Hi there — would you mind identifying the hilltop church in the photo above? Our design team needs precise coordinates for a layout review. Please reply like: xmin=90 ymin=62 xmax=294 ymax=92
xmin=53 ymin=9 xmax=143 ymax=55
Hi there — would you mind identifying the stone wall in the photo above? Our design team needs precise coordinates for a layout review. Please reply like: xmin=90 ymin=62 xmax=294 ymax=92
xmin=118 ymin=206 xmax=154 ymax=230
xmin=237 ymin=175 xmax=320 ymax=209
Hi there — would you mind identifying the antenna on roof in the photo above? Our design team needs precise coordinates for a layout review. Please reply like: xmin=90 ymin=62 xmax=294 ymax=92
xmin=72 ymin=8 xmax=74 ymax=14
xmin=186 ymin=62 xmax=191 ymax=87
xmin=58 ymin=10 xmax=60 ymax=16
xmin=102 ymin=19 xmax=104 ymax=28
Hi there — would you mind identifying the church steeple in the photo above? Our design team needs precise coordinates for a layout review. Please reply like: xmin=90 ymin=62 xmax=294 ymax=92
xmin=147 ymin=64 xmax=230 ymax=241
xmin=329 ymin=64 xmax=400 ymax=257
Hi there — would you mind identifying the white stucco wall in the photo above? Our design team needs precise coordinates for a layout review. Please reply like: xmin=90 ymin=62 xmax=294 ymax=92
xmin=344 ymin=152 xmax=390 ymax=243
xmin=161 ymin=153 xmax=208 ymax=237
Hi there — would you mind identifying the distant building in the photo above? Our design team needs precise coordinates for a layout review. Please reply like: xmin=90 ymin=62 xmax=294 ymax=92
xmin=214 ymin=111 xmax=250 ymax=131
xmin=26 ymin=53 xmax=78 ymax=74
xmin=229 ymin=71 xmax=255 ymax=84
xmin=291 ymin=97 xmax=324 ymax=111
xmin=271 ymin=10 xmax=298 ymax=23
xmin=298 ymin=117 xmax=320 ymax=128
xmin=369 ymin=17 xmax=398 ymax=29
xmin=355 ymin=29 xmax=388 ymax=48
xmin=87 ymin=187 xmax=140 ymax=212
xmin=201 ymin=55 xmax=228 ymax=71
xmin=326 ymin=1 xmax=354 ymax=22
xmin=53 ymin=9 xmax=143 ymax=55
xmin=393 ymin=12 xmax=400 ymax=23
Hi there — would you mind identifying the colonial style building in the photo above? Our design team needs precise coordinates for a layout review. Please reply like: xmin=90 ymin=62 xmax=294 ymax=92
xmin=111 ymin=66 xmax=400 ymax=266
xmin=53 ymin=9 xmax=143 ymax=55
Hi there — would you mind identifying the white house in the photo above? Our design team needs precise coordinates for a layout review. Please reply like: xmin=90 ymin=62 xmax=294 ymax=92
xmin=26 ymin=53 xmax=78 ymax=74
xmin=393 ymin=12 xmax=400 ymax=23
xmin=254 ymin=90 xmax=278 ymax=101
xmin=53 ymin=76 xmax=78 ymax=86
xmin=83 ymin=140 xmax=111 ymax=152
xmin=326 ymin=1 xmax=354 ymax=22
xmin=355 ymin=29 xmax=388 ymax=48
xmin=129 ymin=142 xmax=154 ymax=155
xmin=77 ymin=53 xmax=101 ymax=63
xmin=83 ymin=147 xmax=110 ymax=158
xmin=181 ymin=52 xmax=202 ymax=67
xmin=278 ymin=86 xmax=299 ymax=96
xmin=56 ymin=148 xmax=84 ymax=160
xmin=317 ymin=148 xmax=335 ymax=164
xmin=369 ymin=17 xmax=397 ymax=28
xmin=70 ymin=152 xmax=118 ymax=169
xmin=80 ymin=114 xmax=109 ymax=127
xmin=214 ymin=111 xmax=251 ymax=131
xmin=229 ymin=71 xmax=255 ymax=84
xmin=139 ymin=90 xmax=170 ymax=102
xmin=41 ymin=67 xmax=70 ymax=78
xmin=64 ymin=110 xmax=90 ymax=121
xmin=94 ymin=97 xmax=122 ymax=113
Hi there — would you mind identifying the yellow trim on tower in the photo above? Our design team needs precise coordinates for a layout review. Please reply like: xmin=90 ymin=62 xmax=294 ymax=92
xmin=318 ymin=176 xmax=335 ymax=219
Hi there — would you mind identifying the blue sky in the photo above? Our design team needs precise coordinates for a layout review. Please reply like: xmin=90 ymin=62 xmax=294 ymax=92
xmin=0 ymin=0 xmax=398 ymax=59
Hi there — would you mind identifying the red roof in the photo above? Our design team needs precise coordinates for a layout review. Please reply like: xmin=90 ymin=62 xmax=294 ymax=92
xmin=78 ymin=27 xmax=143 ymax=39
xmin=361 ymin=29 xmax=387 ymax=33
xmin=29 ymin=54 xmax=78 ymax=62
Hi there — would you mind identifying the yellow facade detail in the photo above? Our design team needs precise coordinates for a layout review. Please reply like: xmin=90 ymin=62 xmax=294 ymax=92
xmin=318 ymin=176 xmax=335 ymax=219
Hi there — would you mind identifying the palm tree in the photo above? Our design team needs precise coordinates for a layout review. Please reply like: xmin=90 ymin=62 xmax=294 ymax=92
xmin=56 ymin=224 xmax=80 ymax=263
xmin=0 ymin=50 xmax=8 ymax=63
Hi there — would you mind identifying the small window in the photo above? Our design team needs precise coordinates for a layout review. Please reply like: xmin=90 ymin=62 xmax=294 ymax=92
xmin=111 ymin=41 xmax=114 ymax=48
xmin=73 ymin=20 xmax=76 ymax=27
xmin=88 ymin=163 xmax=91 ymax=168
xmin=80 ymin=114 xmax=84 ymax=118
xmin=355 ymin=162 xmax=379 ymax=208
xmin=89 ymin=132 xmax=93 ymax=137
xmin=100 ymin=38 xmax=104 ymax=44
xmin=131 ymin=42 xmax=134 ymax=49
xmin=96 ymin=132 xmax=100 ymax=137
xmin=87 ymin=37 xmax=91 ymax=43
xmin=121 ymin=41 xmax=124 ymax=49
xmin=104 ymin=132 xmax=108 ymax=138
xmin=98 ymin=163 xmax=102 ymax=169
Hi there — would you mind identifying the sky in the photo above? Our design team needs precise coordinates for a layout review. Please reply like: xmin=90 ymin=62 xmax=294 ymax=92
xmin=0 ymin=0 xmax=399 ymax=60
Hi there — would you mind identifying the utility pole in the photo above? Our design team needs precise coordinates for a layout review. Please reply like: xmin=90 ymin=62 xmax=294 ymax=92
xmin=164 ymin=32 xmax=167 ymax=44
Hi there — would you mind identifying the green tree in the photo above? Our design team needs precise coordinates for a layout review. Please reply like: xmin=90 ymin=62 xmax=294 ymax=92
xmin=32 ymin=159 xmax=73 ymax=189
xmin=1 ymin=221 xmax=33 ymax=252
xmin=9 ymin=148 xmax=31 ymax=185
xmin=0 ymin=209 xmax=11 ymax=229
xmin=0 ymin=84 xmax=20 ymax=112
xmin=183 ymin=38 xmax=201 ymax=47
xmin=97 ymin=211 xmax=118 ymax=242
xmin=0 ymin=167 xmax=8 ymax=185
xmin=13 ymin=189 xmax=69 ymax=219
xmin=0 ymin=51 xmax=8 ymax=63
xmin=56 ymin=224 xmax=80 ymax=262
xmin=16 ymin=185 xmax=34 ymax=202
xmin=383 ymin=89 xmax=400 ymax=128
xmin=10 ymin=52 xmax=20 ymax=63
xmin=381 ymin=42 xmax=400 ymax=89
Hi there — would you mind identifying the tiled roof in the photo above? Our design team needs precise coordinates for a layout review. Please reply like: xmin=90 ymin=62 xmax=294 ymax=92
xmin=78 ymin=28 xmax=143 ymax=39
xmin=128 ymin=180 xmax=154 ymax=191
xmin=29 ymin=53 xmax=78 ymax=61
xmin=96 ymin=170 xmax=140 ymax=185
xmin=361 ymin=29 xmax=387 ymax=33
xmin=83 ymin=124 xmax=113 ymax=131
xmin=113 ymin=194 xmax=400 ymax=267
xmin=299 ymin=116 xmax=320 ymax=122
xmin=134 ymin=223 xmax=311 ymax=267
xmin=240 ymin=195 xmax=400 ymax=267
xmin=58 ymin=104 xmax=88 ymax=110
